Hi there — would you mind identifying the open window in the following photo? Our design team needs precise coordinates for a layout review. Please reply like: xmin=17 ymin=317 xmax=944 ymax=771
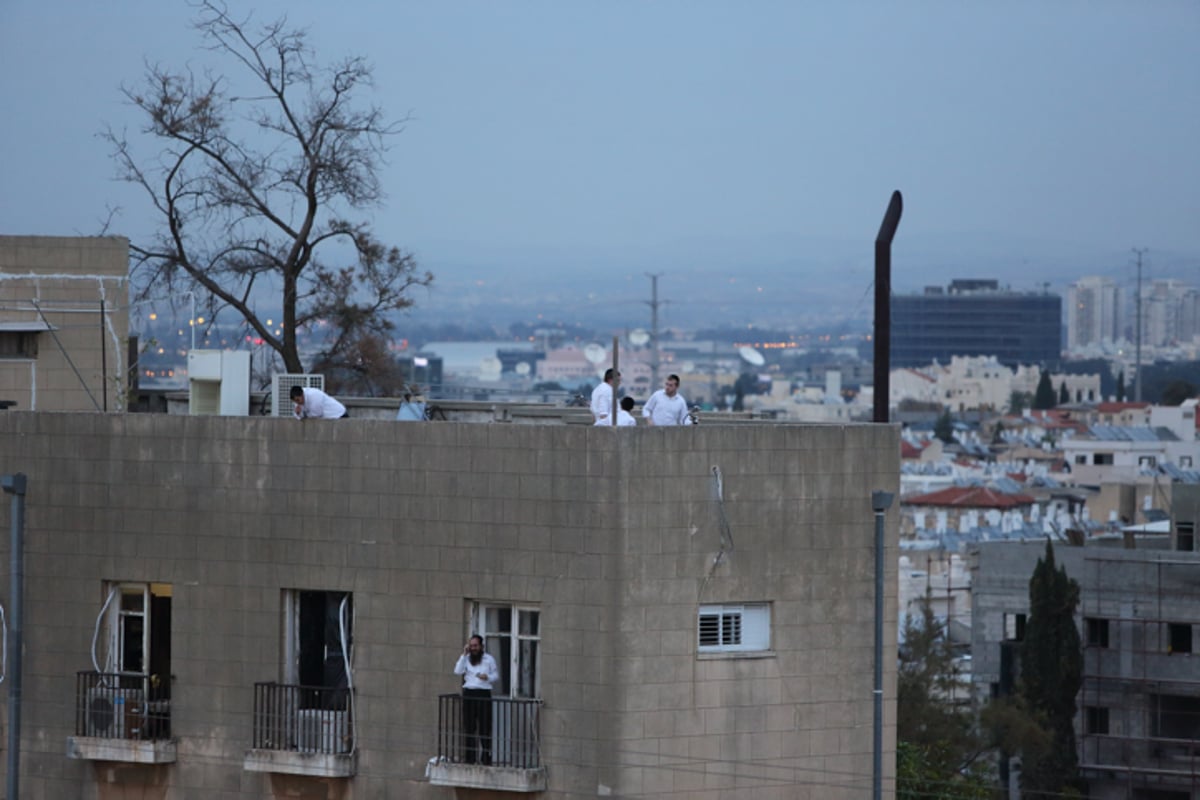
xmin=68 ymin=582 xmax=174 ymax=762
xmin=110 ymin=583 xmax=172 ymax=691
xmin=283 ymin=589 xmax=353 ymax=707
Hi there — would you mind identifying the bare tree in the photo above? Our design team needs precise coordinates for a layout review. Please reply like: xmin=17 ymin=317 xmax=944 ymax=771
xmin=104 ymin=1 xmax=431 ymax=374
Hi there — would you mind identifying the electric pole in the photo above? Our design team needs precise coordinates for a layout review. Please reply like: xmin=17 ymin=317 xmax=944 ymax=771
xmin=1132 ymin=248 xmax=1147 ymax=402
xmin=644 ymin=273 xmax=665 ymax=390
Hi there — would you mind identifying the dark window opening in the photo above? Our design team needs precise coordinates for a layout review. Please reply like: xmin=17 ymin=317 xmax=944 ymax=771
xmin=0 ymin=331 xmax=38 ymax=359
xmin=1003 ymin=612 xmax=1026 ymax=642
xmin=1168 ymin=623 xmax=1192 ymax=655
xmin=1085 ymin=706 xmax=1110 ymax=735
xmin=1152 ymin=694 xmax=1200 ymax=740
xmin=297 ymin=590 xmax=351 ymax=709
xmin=1086 ymin=617 xmax=1110 ymax=648
xmin=1178 ymin=522 xmax=1196 ymax=553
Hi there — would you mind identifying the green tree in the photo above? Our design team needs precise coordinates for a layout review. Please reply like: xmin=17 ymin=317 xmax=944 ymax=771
xmin=1161 ymin=380 xmax=1197 ymax=406
xmin=991 ymin=420 xmax=1005 ymax=445
xmin=1058 ymin=381 xmax=1070 ymax=405
xmin=105 ymin=2 xmax=432 ymax=374
xmin=1018 ymin=541 xmax=1084 ymax=797
xmin=1008 ymin=390 xmax=1032 ymax=415
xmin=897 ymin=596 xmax=991 ymax=799
xmin=1033 ymin=371 xmax=1056 ymax=410
xmin=934 ymin=409 xmax=955 ymax=444
xmin=1116 ymin=371 xmax=1125 ymax=401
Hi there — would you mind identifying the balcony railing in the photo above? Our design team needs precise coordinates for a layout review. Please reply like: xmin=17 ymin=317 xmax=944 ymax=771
xmin=251 ymin=682 xmax=352 ymax=755
xmin=437 ymin=694 xmax=542 ymax=769
xmin=75 ymin=670 xmax=171 ymax=740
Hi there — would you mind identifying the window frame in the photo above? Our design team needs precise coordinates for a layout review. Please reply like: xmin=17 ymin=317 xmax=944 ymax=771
xmin=471 ymin=601 xmax=541 ymax=700
xmin=697 ymin=603 xmax=771 ymax=655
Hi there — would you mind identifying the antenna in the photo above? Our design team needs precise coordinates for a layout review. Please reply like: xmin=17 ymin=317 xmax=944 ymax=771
xmin=644 ymin=273 xmax=666 ymax=390
xmin=1132 ymin=247 xmax=1147 ymax=402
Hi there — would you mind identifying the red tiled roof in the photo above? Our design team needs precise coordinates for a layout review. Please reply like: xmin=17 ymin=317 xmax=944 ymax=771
xmin=1006 ymin=472 xmax=1026 ymax=483
xmin=1096 ymin=401 xmax=1151 ymax=413
xmin=903 ymin=486 xmax=1036 ymax=509
xmin=900 ymin=440 xmax=925 ymax=459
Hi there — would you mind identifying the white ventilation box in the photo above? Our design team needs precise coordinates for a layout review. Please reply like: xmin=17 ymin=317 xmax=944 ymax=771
xmin=188 ymin=350 xmax=251 ymax=416
xmin=296 ymin=709 xmax=348 ymax=753
xmin=271 ymin=374 xmax=324 ymax=417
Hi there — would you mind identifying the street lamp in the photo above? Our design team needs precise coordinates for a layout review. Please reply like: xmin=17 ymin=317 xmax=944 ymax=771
xmin=3 ymin=472 xmax=27 ymax=800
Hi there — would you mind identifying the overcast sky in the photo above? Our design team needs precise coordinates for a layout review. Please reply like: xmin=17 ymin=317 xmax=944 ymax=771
xmin=2 ymin=1 xmax=1197 ymax=317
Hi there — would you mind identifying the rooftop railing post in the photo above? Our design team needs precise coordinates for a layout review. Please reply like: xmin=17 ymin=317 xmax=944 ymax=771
xmin=4 ymin=473 xmax=27 ymax=800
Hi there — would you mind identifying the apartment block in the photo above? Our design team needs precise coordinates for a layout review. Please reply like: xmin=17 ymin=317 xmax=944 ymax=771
xmin=972 ymin=487 xmax=1200 ymax=798
xmin=0 ymin=235 xmax=129 ymax=411
xmin=0 ymin=413 xmax=899 ymax=799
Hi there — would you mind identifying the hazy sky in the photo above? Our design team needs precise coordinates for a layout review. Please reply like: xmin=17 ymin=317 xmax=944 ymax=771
xmin=2 ymin=2 xmax=1197 ymax=322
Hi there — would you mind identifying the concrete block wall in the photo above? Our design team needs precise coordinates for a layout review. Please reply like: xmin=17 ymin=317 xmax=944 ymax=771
xmin=0 ymin=413 xmax=898 ymax=799
xmin=0 ymin=235 xmax=129 ymax=412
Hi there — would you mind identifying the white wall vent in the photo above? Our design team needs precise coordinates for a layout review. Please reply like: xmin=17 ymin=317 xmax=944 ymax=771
xmin=271 ymin=374 xmax=324 ymax=417
xmin=188 ymin=350 xmax=251 ymax=416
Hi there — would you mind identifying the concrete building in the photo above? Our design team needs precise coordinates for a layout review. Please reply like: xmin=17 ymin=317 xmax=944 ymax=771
xmin=0 ymin=235 xmax=129 ymax=411
xmin=972 ymin=484 xmax=1200 ymax=797
xmin=0 ymin=413 xmax=899 ymax=799
xmin=1066 ymin=276 xmax=1123 ymax=351
xmin=890 ymin=280 xmax=1061 ymax=369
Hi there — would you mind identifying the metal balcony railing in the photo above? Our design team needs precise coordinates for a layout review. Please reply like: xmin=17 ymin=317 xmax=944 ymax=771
xmin=251 ymin=682 xmax=353 ymax=755
xmin=437 ymin=694 xmax=542 ymax=769
xmin=75 ymin=670 xmax=171 ymax=740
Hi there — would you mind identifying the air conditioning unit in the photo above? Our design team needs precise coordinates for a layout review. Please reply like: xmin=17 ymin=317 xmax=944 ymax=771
xmin=296 ymin=709 xmax=348 ymax=754
xmin=85 ymin=687 xmax=143 ymax=739
xmin=271 ymin=374 xmax=324 ymax=417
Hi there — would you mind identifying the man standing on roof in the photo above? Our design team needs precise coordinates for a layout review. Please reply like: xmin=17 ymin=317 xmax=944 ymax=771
xmin=642 ymin=374 xmax=691 ymax=426
xmin=291 ymin=385 xmax=349 ymax=419
xmin=590 ymin=368 xmax=620 ymax=423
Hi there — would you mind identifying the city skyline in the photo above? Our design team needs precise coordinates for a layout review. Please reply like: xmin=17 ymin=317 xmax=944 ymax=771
xmin=2 ymin=2 xmax=1198 ymax=331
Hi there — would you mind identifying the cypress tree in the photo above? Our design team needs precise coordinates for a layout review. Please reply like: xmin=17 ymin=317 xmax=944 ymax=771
xmin=1018 ymin=541 xmax=1083 ymax=797
xmin=1033 ymin=371 xmax=1056 ymax=410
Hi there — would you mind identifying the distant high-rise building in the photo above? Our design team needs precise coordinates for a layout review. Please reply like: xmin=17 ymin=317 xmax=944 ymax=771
xmin=1141 ymin=279 xmax=1196 ymax=347
xmin=890 ymin=279 xmax=1061 ymax=368
xmin=1066 ymin=276 xmax=1123 ymax=350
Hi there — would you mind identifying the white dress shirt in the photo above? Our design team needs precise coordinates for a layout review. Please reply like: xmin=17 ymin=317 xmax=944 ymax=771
xmin=294 ymin=387 xmax=347 ymax=420
xmin=590 ymin=382 xmax=613 ymax=422
xmin=642 ymin=390 xmax=691 ymax=426
xmin=595 ymin=408 xmax=637 ymax=427
xmin=454 ymin=652 xmax=500 ymax=691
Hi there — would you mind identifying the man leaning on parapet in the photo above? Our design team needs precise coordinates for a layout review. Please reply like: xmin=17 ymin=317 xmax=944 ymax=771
xmin=291 ymin=385 xmax=349 ymax=420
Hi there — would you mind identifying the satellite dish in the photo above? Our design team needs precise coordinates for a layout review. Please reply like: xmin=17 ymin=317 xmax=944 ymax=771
xmin=739 ymin=346 xmax=766 ymax=366
xmin=515 ymin=362 xmax=531 ymax=376
xmin=583 ymin=343 xmax=607 ymax=364
xmin=629 ymin=328 xmax=650 ymax=347
xmin=479 ymin=356 xmax=502 ymax=380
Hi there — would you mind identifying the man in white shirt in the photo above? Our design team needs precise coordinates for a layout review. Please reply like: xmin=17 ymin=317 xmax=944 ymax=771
xmin=290 ymin=385 xmax=349 ymax=419
xmin=595 ymin=396 xmax=638 ymax=427
xmin=590 ymin=368 xmax=620 ymax=423
xmin=453 ymin=635 xmax=501 ymax=764
xmin=643 ymin=374 xmax=691 ymax=426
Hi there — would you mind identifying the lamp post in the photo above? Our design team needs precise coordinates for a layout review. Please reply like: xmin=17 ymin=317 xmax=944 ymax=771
xmin=3 ymin=473 xmax=27 ymax=800
xmin=871 ymin=489 xmax=894 ymax=800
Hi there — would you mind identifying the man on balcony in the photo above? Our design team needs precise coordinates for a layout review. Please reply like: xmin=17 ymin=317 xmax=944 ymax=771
xmin=453 ymin=636 xmax=500 ymax=765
